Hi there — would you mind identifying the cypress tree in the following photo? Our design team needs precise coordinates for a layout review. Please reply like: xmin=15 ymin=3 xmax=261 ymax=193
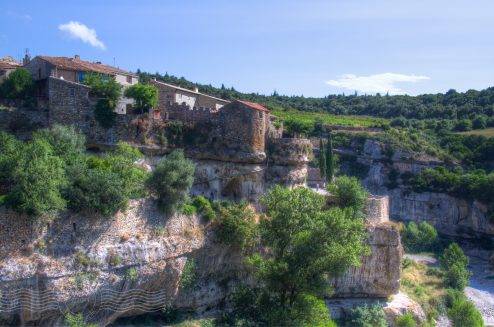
xmin=326 ymin=133 xmax=335 ymax=183
xmin=318 ymin=138 xmax=326 ymax=181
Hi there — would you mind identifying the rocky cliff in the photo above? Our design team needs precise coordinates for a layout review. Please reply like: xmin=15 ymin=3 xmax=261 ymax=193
xmin=0 ymin=197 xmax=402 ymax=326
xmin=337 ymin=139 xmax=492 ymax=239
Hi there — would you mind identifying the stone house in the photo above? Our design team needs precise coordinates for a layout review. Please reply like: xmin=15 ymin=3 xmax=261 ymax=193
xmin=0 ymin=57 xmax=21 ymax=83
xmin=151 ymin=80 xmax=230 ymax=122
xmin=24 ymin=55 xmax=138 ymax=114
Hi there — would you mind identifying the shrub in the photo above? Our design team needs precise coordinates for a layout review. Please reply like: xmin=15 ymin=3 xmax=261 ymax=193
xmin=0 ymin=131 xmax=23 ymax=188
xmin=472 ymin=116 xmax=488 ymax=130
xmin=66 ymin=168 xmax=127 ymax=217
xmin=440 ymin=243 xmax=471 ymax=290
xmin=64 ymin=312 xmax=97 ymax=327
xmin=94 ymin=98 xmax=117 ymax=128
xmin=8 ymin=138 xmax=67 ymax=217
xmin=107 ymin=251 xmax=122 ymax=266
xmin=401 ymin=221 xmax=438 ymax=252
xmin=126 ymin=267 xmax=138 ymax=282
xmin=180 ymin=258 xmax=196 ymax=290
xmin=347 ymin=305 xmax=387 ymax=327
xmin=0 ymin=68 xmax=34 ymax=100
xmin=454 ymin=119 xmax=473 ymax=131
xmin=181 ymin=203 xmax=197 ymax=215
xmin=395 ymin=313 xmax=416 ymax=327
xmin=33 ymin=125 xmax=86 ymax=165
xmin=328 ymin=175 xmax=368 ymax=212
xmin=448 ymin=298 xmax=484 ymax=327
xmin=215 ymin=203 xmax=257 ymax=251
xmin=146 ymin=150 xmax=195 ymax=213
xmin=193 ymin=196 xmax=216 ymax=221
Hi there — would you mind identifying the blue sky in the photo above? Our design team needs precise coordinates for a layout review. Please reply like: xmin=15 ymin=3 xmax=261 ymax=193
xmin=1 ymin=0 xmax=494 ymax=97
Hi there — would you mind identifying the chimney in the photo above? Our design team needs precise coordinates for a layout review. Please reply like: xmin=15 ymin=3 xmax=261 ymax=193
xmin=193 ymin=87 xmax=199 ymax=93
xmin=74 ymin=54 xmax=80 ymax=60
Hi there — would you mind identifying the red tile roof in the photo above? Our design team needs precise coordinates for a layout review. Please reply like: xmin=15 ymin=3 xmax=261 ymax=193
xmin=0 ymin=61 xmax=20 ymax=70
xmin=37 ymin=56 xmax=136 ymax=77
xmin=236 ymin=100 xmax=269 ymax=112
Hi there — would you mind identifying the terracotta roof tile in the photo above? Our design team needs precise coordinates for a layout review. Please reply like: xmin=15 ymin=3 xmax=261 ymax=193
xmin=0 ymin=61 xmax=20 ymax=70
xmin=37 ymin=56 xmax=136 ymax=77
xmin=236 ymin=100 xmax=269 ymax=112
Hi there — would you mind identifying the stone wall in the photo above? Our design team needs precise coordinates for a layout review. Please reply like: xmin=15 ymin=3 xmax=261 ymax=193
xmin=365 ymin=195 xmax=390 ymax=225
xmin=47 ymin=77 xmax=91 ymax=128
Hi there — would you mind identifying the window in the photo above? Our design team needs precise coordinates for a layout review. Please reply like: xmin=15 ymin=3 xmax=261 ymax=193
xmin=126 ymin=75 xmax=132 ymax=84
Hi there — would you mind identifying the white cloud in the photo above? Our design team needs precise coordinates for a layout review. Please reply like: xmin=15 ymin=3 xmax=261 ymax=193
xmin=58 ymin=21 xmax=106 ymax=50
xmin=326 ymin=73 xmax=430 ymax=95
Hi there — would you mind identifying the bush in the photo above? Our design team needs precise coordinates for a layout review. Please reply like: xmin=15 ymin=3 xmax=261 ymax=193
xmin=193 ymin=196 xmax=216 ymax=221
xmin=180 ymin=258 xmax=196 ymax=290
xmin=440 ymin=243 xmax=471 ymax=290
xmin=8 ymin=138 xmax=67 ymax=217
xmin=401 ymin=221 xmax=438 ymax=252
xmin=454 ymin=119 xmax=473 ymax=131
xmin=146 ymin=150 xmax=195 ymax=213
xmin=66 ymin=168 xmax=127 ymax=217
xmin=347 ymin=305 xmax=387 ymax=327
xmin=33 ymin=125 xmax=86 ymax=165
xmin=472 ymin=116 xmax=488 ymax=129
xmin=328 ymin=175 xmax=368 ymax=212
xmin=448 ymin=298 xmax=484 ymax=327
xmin=395 ymin=313 xmax=416 ymax=327
xmin=0 ymin=131 xmax=23 ymax=188
xmin=0 ymin=68 xmax=34 ymax=100
xmin=215 ymin=203 xmax=257 ymax=251
xmin=64 ymin=312 xmax=97 ymax=327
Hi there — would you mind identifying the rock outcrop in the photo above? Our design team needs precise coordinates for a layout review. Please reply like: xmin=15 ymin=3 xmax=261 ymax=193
xmin=0 ymin=196 xmax=402 ymax=326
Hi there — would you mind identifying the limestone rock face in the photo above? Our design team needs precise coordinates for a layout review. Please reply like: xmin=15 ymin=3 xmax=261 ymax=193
xmin=0 ymin=198 xmax=402 ymax=326
xmin=331 ymin=223 xmax=402 ymax=298
xmin=389 ymin=189 xmax=492 ymax=237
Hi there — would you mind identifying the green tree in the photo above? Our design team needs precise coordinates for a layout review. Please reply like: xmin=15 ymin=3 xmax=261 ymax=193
xmin=401 ymin=221 xmax=438 ymax=253
xmin=328 ymin=176 xmax=368 ymax=212
xmin=245 ymin=186 xmax=368 ymax=325
xmin=124 ymin=83 xmax=158 ymax=114
xmin=318 ymin=138 xmax=326 ymax=181
xmin=440 ymin=243 xmax=471 ymax=290
xmin=8 ymin=138 xmax=67 ymax=217
xmin=0 ymin=131 xmax=23 ymax=188
xmin=83 ymin=73 xmax=122 ymax=128
xmin=325 ymin=133 xmax=335 ymax=183
xmin=395 ymin=313 xmax=416 ymax=327
xmin=33 ymin=125 xmax=86 ymax=166
xmin=0 ymin=68 xmax=34 ymax=100
xmin=146 ymin=150 xmax=195 ymax=213
xmin=448 ymin=298 xmax=484 ymax=327
xmin=215 ymin=203 xmax=257 ymax=251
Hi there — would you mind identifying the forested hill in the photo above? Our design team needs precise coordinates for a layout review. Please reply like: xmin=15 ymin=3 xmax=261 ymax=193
xmin=138 ymin=71 xmax=494 ymax=121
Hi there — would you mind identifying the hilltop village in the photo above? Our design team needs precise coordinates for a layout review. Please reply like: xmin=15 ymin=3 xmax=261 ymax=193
xmin=0 ymin=54 xmax=491 ymax=327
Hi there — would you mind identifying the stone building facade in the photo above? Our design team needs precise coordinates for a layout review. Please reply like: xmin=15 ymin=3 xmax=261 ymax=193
xmin=151 ymin=80 xmax=229 ymax=122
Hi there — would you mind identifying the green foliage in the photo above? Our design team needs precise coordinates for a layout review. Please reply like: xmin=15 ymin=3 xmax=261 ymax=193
xmin=328 ymin=176 xmax=368 ymax=212
xmin=0 ymin=131 xmax=23 ymax=188
xmin=252 ymin=186 xmax=369 ymax=306
xmin=84 ymin=73 xmax=122 ymax=128
xmin=33 ymin=125 xmax=86 ymax=165
xmin=347 ymin=305 xmax=387 ymax=327
xmin=401 ymin=221 xmax=438 ymax=253
xmin=180 ymin=258 xmax=196 ymax=290
xmin=126 ymin=267 xmax=138 ymax=282
xmin=0 ymin=68 xmax=34 ymax=100
xmin=448 ymin=298 xmax=484 ymax=327
xmin=8 ymin=138 xmax=67 ymax=217
xmin=440 ymin=243 xmax=471 ymax=290
xmin=66 ymin=168 xmax=127 ymax=217
xmin=214 ymin=203 xmax=257 ymax=251
xmin=124 ymin=83 xmax=158 ymax=114
xmin=64 ymin=312 xmax=97 ymax=327
xmin=181 ymin=203 xmax=197 ymax=215
xmin=395 ymin=313 xmax=416 ymax=327
xmin=325 ymin=134 xmax=336 ymax=182
xmin=318 ymin=138 xmax=326 ymax=180
xmin=410 ymin=167 xmax=494 ymax=207
xmin=192 ymin=196 xmax=216 ymax=221
xmin=146 ymin=150 xmax=195 ymax=214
